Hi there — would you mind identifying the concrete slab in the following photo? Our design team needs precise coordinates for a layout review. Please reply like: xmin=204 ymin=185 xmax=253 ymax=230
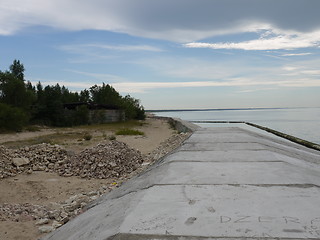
xmin=157 ymin=162 xmax=320 ymax=186
xmin=179 ymin=142 xmax=266 ymax=151
xmin=164 ymin=150 xmax=286 ymax=162
xmin=43 ymin=127 xmax=320 ymax=240
xmin=121 ymin=185 xmax=320 ymax=239
xmin=187 ymin=132 xmax=263 ymax=143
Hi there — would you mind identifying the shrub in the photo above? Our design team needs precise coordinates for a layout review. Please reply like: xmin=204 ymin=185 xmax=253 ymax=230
xmin=25 ymin=125 xmax=41 ymax=132
xmin=0 ymin=103 xmax=28 ymax=132
xmin=83 ymin=134 xmax=92 ymax=141
xmin=115 ymin=128 xmax=144 ymax=136
xmin=108 ymin=135 xmax=116 ymax=140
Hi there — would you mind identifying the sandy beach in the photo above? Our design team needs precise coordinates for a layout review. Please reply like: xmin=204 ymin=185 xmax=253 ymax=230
xmin=0 ymin=117 xmax=190 ymax=240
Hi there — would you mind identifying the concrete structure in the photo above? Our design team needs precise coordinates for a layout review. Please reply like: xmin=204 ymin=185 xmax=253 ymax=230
xmin=43 ymin=126 xmax=320 ymax=240
xmin=89 ymin=109 xmax=125 ymax=124
xmin=64 ymin=102 xmax=125 ymax=123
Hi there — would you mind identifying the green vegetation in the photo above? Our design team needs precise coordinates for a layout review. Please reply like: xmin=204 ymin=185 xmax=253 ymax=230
xmin=1 ymin=120 xmax=145 ymax=149
xmin=0 ymin=60 xmax=145 ymax=132
xmin=115 ymin=128 xmax=144 ymax=136
xmin=83 ymin=133 xmax=93 ymax=141
xmin=0 ymin=103 xmax=28 ymax=132
xmin=108 ymin=135 xmax=116 ymax=140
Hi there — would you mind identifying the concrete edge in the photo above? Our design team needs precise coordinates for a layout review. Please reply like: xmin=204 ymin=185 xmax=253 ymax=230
xmin=192 ymin=120 xmax=320 ymax=152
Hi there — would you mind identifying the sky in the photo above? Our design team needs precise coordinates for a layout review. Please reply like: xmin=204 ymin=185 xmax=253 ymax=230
xmin=0 ymin=0 xmax=319 ymax=110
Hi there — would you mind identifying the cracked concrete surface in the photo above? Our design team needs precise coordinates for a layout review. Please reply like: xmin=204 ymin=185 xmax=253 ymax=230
xmin=42 ymin=127 xmax=320 ymax=240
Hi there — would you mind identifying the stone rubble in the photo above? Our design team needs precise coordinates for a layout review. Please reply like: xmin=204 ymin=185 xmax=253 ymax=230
xmin=146 ymin=132 xmax=191 ymax=162
xmin=58 ymin=141 xmax=144 ymax=179
xmin=0 ymin=131 xmax=191 ymax=233
xmin=0 ymin=187 xmax=112 ymax=233
xmin=0 ymin=141 xmax=144 ymax=179
xmin=0 ymin=144 xmax=68 ymax=179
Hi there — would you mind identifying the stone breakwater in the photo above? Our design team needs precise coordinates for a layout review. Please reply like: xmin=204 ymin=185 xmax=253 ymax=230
xmin=0 ymin=132 xmax=191 ymax=234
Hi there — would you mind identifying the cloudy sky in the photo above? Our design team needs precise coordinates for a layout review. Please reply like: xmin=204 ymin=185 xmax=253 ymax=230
xmin=1 ymin=0 xmax=319 ymax=109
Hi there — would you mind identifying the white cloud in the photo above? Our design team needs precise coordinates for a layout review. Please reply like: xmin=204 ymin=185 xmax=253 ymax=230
xmin=29 ymin=78 xmax=95 ymax=91
xmin=66 ymin=70 xmax=127 ymax=82
xmin=129 ymin=55 xmax=320 ymax=92
xmin=236 ymin=88 xmax=277 ymax=93
xmin=184 ymin=30 xmax=320 ymax=50
xmin=112 ymin=77 xmax=320 ymax=93
xmin=61 ymin=44 xmax=163 ymax=53
xmin=59 ymin=43 xmax=163 ymax=63
xmin=89 ymin=44 xmax=163 ymax=52
xmin=1 ymin=0 xmax=320 ymax=43
xmin=281 ymin=53 xmax=312 ymax=56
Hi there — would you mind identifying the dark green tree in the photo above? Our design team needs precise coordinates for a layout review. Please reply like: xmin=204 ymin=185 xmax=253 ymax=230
xmin=1 ymin=60 xmax=146 ymax=130
xmin=9 ymin=59 xmax=25 ymax=81
xmin=90 ymin=83 xmax=122 ymax=107
xmin=121 ymin=94 xmax=145 ymax=120
xmin=80 ymin=89 xmax=90 ymax=102
xmin=0 ymin=103 xmax=28 ymax=132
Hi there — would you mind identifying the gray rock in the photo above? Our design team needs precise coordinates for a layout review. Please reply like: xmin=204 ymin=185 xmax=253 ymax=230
xmin=36 ymin=218 xmax=49 ymax=225
xmin=12 ymin=157 xmax=30 ymax=167
xmin=38 ymin=225 xmax=54 ymax=233
xmin=52 ymin=220 xmax=63 ymax=229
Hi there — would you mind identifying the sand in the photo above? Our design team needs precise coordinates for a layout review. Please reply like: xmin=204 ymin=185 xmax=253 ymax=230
xmin=0 ymin=117 xmax=180 ymax=240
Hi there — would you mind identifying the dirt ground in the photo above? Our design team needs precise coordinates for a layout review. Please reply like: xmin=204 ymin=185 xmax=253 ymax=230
xmin=0 ymin=117 xmax=179 ymax=240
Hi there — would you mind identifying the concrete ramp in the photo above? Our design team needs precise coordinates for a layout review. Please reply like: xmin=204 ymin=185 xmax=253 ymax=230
xmin=43 ymin=127 xmax=320 ymax=240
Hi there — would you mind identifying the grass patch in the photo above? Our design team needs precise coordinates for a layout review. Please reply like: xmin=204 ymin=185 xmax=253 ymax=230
xmin=1 ymin=120 xmax=148 ymax=149
xmin=115 ymin=128 xmax=144 ymax=136
xmin=78 ymin=120 xmax=145 ymax=131
xmin=25 ymin=125 xmax=41 ymax=132
xmin=83 ymin=133 xmax=93 ymax=141
xmin=108 ymin=135 xmax=116 ymax=140
xmin=2 ymin=132 xmax=84 ymax=149
xmin=3 ymin=135 xmax=57 ymax=149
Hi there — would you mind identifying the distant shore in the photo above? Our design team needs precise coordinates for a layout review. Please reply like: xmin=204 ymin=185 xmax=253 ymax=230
xmin=147 ymin=107 xmax=302 ymax=112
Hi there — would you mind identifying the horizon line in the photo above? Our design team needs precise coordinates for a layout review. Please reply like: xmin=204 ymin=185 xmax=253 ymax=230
xmin=146 ymin=107 xmax=314 ymax=112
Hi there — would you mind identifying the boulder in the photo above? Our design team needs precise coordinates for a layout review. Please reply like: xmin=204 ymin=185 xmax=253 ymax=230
xmin=12 ymin=157 xmax=30 ymax=167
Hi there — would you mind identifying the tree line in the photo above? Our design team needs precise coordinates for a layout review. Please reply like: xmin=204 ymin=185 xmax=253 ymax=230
xmin=0 ymin=60 xmax=145 ymax=132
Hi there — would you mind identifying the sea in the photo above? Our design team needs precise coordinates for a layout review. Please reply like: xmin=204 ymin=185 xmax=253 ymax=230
xmin=152 ymin=107 xmax=320 ymax=145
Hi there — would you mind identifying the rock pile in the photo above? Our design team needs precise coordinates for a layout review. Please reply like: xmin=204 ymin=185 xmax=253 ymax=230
xmin=0 ymin=144 xmax=68 ymax=179
xmin=0 ymin=186 xmax=112 ymax=233
xmin=0 ymin=203 xmax=49 ymax=222
xmin=0 ymin=141 xmax=144 ymax=180
xmin=57 ymin=141 xmax=144 ymax=179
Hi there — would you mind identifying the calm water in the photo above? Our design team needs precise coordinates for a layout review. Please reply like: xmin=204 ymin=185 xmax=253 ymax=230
xmin=153 ymin=108 xmax=320 ymax=145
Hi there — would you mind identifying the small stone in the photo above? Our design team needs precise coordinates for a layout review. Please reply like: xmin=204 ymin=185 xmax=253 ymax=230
xmin=12 ymin=157 xmax=30 ymax=167
xmin=48 ymin=163 xmax=54 ymax=169
xmin=38 ymin=165 xmax=46 ymax=171
xmin=59 ymin=212 xmax=69 ymax=223
xmin=52 ymin=220 xmax=62 ymax=229
xmin=38 ymin=225 xmax=54 ymax=233
xmin=36 ymin=218 xmax=49 ymax=225
xmin=32 ymin=165 xmax=39 ymax=171
xmin=90 ymin=195 xmax=98 ymax=201
xmin=47 ymin=210 xmax=60 ymax=220
xmin=86 ymin=191 xmax=98 ymax=197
